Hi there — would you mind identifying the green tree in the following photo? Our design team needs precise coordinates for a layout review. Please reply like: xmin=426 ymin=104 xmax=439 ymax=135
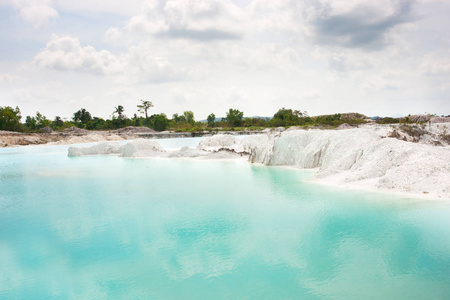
xmin=52 ymin=116 xmax=64 ymax=129
xmin=86 ymin=117 xmax=106 ymax=130
xmin=0 ymin=106 xmax=22 ymax=131
xmin=242 ymin=117 xmax=252 ymax=127
xmin=151 ymin=114 xmax=168 ymax=131
xmin=172 ymin=113 xmax=187 ymax=123
xmin=25 ymin=111 xmax=50 ymax=130
xmin=183 ymin=111 xmax=195 ymax=125
xmin=132 ymin=113 xmax=140 ymax=126
xmin=137 ymin=100 xmax=153 ymax=119
xmin=269 ymin=108 xmax=311 ymax=127
xmin=271 ymin=108 xmax=299 ymax=126
xmin=35 ymin=112 xmax=50 ymax=128
xmin=113 ymin=105 xmax=125 ymax=120
xmin=25 ymin=115 xmax=37 ymax=130
xmin=172 ymin=113 xmax=180 ymax=123
xmin=207 ymin=113 xmax=216 ymax=127
xmin=314 ymin=113 xmax=341 ymax=125
xmin=113 ymin=105 xmax=126 ymax=127
xmin=73 ymin=108 xmax=92 ymax=126
xmin=247 ymin=117 xmax=269 ymax=127
xmin=225 ymin=108 xmax=244 ymax=127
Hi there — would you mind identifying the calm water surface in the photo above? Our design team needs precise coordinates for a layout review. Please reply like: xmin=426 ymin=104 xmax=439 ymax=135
xmin=0 ymin=138 xmax=450 ymax=299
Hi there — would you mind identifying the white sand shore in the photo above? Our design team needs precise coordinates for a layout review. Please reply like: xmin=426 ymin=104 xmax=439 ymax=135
xmin=62 ymin=123 xmax=450 ymax=200
xmin=244 ymin=124 xmax=450 ymax=200
xmin=0 ymin=131 xmax=129 ymax=147
xmin=198 ymin=124 xmax=450 ymax=200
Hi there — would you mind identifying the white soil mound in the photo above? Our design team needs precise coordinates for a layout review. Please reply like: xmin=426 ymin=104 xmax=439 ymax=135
xmin=67 ymin=126 xmax=450 ymax=199
xmin=336 ymin=123 xmax=353 ymax=130
xmin=197 ymin=133 xmax=267 ymax=154
xmin=120 ymin=139 xmax=165 ymax=157
xmin=68 ymin=142 xmax=122 ymax=157
xmin=169 ymin=146 xmax=207 ymax=158
xmin=243 ymin=128 xmax=450 ymax=199
xmin=197 ymin=134 xmax=238 ymax=151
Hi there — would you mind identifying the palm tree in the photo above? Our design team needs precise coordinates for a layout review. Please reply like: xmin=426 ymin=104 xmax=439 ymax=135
xmin=113 ymin=105 xmax=125 ymax=120
xmin=137 ymin=100 xmax=153 ymax=119
xmin=113 ymin=105 xmax=127 ymax=125
xmin=113 ymin=105 xmax=127 ymax=127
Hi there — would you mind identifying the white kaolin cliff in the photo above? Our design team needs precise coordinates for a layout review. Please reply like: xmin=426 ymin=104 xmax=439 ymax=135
xmin=68 ymin=124 xmax=450 ymax=200
xmin=197 ymin=125 xmax=450 ymax=199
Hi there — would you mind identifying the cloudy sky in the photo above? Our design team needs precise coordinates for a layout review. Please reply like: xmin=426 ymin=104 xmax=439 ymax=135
xmin=1 ymin=0 xmax=449 ymax=120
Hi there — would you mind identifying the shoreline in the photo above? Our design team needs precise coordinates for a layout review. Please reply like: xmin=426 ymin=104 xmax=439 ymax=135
xmin=240 ymin=163 xmax=450 ymax=202
xmin=0 ymin=129 xmax=264 ymax=148
xmin=3 ymin=124 xmax=450 ymax=202
xmin=310 ymin=174 xmax=449 ymax=202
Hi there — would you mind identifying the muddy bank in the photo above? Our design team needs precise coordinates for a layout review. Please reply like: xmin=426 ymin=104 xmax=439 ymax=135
xmin=0 ymin=127 xmax=265 ymax=147
xmin=0 ymin=130 xmax=129 ymax=147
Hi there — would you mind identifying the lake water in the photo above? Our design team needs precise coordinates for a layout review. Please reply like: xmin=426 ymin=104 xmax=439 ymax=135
xmin=1 ymin=138 xmax=450 ymax=299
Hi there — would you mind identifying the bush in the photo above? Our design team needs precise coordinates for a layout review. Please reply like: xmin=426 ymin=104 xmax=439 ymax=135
xmin=150 ymin=114 xmax=169 ymax=131
xmin=376 ymin=117 xmax=401 ymax=124
xmin=0 ymin=106 xmax=22 ymax=132
xmin=224 ymin=108 xmax=244 ymax=127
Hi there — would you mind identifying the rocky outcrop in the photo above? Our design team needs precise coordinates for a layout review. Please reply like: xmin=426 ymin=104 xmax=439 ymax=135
xmin=41 ymin=126 xmax=53 ymax=133
xmin=244 ymin=127 xmax=450 ymax=199
xmin=120 ymin=139 xmax=166 ymax=157
xmin=336 ymin=123 xmax=353 ymax=130
xmin=115 ymin=126 xmax=156 ymax=134
xmin=0 ymin=130 xmax=129 ymax=147
xmin=388 ymin=123 xmax=450 ymax=145
xmin=402 ymin=115 xmax=450 ymax=123
xmin=64 ymin=125 xmax=450 ymax=199
xmin=430 ymin=116 xmax=450 ymax=123
xmin=63 ymin=126 xmax=90 ymax=134
xmin=68 ymin=142 xmax=122 ymax=157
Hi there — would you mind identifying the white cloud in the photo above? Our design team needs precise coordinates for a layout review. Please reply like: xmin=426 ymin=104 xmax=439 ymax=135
xmin=247 ymin=0 xmax=300 ymax=33
xmin=303 ymin=0 xmax=416 ymax=50
xmin=126 ymin=0 xmax=244 ymax=41
xmin=0 ymin=74 xmax=17 ymax=83
xmin=33 ymin=35 xmax=124 ymax=74
xmin=360 ymin=75 xmax=401 ymax=91
xmin=421 ymin=53 xmax=450 ymax=75
xmin=33 ymin=35 xmax=188 ymax=84
xmin=302 ymin=90 xmax=322 ymax=100
xmin=122 ymin=45 xmax=188 ymax=83
xmin=2 ymin=0 xmax=450 ymax=119
xmin=103 ymin=27 xmax=123 ymax=45
xmin=11 ymin=0 xmax=59 ymax=27
xmin=53 ymin=0 xmax=143 ymax=16
xmin=327 ymin=50 xmax=376 ymax=72
xmin=221 ymin=43 xmax=300 ymax=72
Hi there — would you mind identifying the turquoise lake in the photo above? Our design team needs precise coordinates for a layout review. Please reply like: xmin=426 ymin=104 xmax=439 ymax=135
xmin=1 ymin=138 xmax=450 ymax=299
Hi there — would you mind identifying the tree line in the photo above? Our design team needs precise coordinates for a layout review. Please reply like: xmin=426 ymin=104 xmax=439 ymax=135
xmin=0 ymin=101 xmax=408 ymax=133
xmin=0 ymin=101 xmax=248 ymax=132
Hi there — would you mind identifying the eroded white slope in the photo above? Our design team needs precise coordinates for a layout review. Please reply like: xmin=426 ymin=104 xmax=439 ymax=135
xmin=68 ymin=137 xmax=248 ymax=160
xmin=197 ymin=134 xmax=269 ymax=154
xmin=68 ymin=142 xmax=122 ymax=157
xmin=241 ymin=129 xmax=450 ymax=199
xmin=120 ymin=139 xmax=166 ymax=158
xmin=67 ymin=130 xmax=450 ymax=199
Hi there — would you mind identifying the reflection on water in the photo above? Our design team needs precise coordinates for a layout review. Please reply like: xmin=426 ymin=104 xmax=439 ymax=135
xmin=0 ymin=143 xmax=450 ymax=299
